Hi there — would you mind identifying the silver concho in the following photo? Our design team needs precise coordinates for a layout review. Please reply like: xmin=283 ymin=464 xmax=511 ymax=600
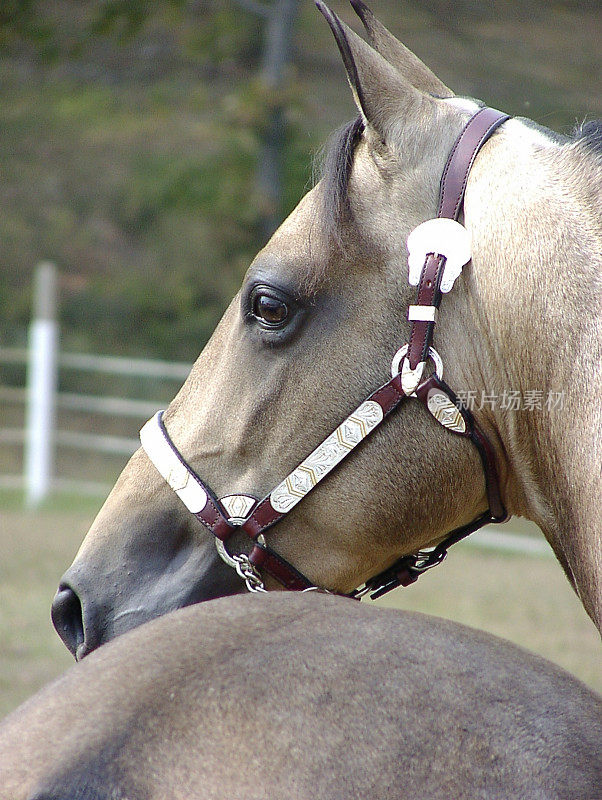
xmin=269 ymin=400 xmax=384 ymax=513
xmin=407 ymin=217 xmax=472 ymax=293
xmin=426 ymin=390 xmax=466 ymax=433
xmin=220 ymin=494 xmax=257 ymax=523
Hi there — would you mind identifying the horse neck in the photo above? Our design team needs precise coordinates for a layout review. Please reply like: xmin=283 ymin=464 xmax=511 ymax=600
xmin=459 ymin=132 xmax=602 ymax=629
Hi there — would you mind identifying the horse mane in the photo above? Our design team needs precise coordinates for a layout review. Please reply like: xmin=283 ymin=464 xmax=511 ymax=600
xmin=565 ymin=119 xmax=602 ymax=227
xmin=315 ymin=115 xmax=602 ymax=200
xmin=310 ymin=113 xmax=602 ymax=283
xmin=573 ymin=119 xmax=602 ymax=156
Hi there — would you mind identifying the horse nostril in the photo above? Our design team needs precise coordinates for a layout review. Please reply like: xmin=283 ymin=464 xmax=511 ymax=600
xmin=51 ymin=584 xmax=85 ymax=659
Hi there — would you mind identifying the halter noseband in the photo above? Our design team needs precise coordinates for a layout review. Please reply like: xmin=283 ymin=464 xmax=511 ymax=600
xmin=140 ymin=107 xmax=510 ymax=599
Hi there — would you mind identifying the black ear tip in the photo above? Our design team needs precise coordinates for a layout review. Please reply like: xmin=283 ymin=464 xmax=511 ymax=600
xmin=315 ymin=0 xmax=344 ymax=30
xmin=349 ymin=0 xmax=372 ymax=27
xmin=315 ymin=1 xmax=342 ymax=34
xmin=314 ymin=0 xmax=362 ymax=103
xmin=315 ymin=0 xmax=333 ymax=19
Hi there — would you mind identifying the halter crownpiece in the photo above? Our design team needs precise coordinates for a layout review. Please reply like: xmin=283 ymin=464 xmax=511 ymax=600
xmin=139 ymin=107 xmax=509 ymax=598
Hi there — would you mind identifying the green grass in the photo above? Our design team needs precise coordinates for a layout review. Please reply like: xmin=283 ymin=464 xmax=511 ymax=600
xmin=0 ymin=488 xmax=105 ymax=515
xmin=0 ymin=503 xmax=599 ymax=719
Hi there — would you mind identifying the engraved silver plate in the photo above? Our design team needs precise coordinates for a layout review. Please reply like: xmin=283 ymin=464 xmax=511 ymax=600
xmin=220 ymin=494 xmax=257 ymax=523
xmin=166 ymin=460 xmax=190 ymax=493
xmin=426 ymin=390 xmax=466 ymax=433
xmin=269 ymin=400 xmax=384 ymax=513
xmin=140 ymin=411 xmax=208 ymax=514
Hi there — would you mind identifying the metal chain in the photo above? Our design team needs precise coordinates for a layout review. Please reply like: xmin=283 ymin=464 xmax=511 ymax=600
xmin=215 ymin=538 xmax=267 ymax=593
xmin=234 ymin=554 xmax=267 ymax=593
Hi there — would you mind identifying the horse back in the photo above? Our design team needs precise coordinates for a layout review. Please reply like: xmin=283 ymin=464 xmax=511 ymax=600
xmin=1 ymin=594 xmax=600 ymax=799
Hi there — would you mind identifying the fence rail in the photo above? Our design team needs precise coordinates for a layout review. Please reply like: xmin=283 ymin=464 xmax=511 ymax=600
xmin=0 ymin=384 xmax=161 ymax=419
xmin=0 ymin=266 xmax=193 ymax=505
xmin=0 ymin=341 xmax=192 ymax=497
xmin=0 ymin=347 xmax=191 ymax=381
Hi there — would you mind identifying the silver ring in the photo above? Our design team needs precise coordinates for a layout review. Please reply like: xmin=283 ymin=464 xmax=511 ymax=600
xmin=390 ymin=344 xmax=443 ymax=380
xmin=214 ymin=532 xmax=267 ymax=569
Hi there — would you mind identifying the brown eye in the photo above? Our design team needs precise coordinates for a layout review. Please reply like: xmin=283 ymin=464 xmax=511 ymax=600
xmin=253 ymin=294 xmax=288 ymax=326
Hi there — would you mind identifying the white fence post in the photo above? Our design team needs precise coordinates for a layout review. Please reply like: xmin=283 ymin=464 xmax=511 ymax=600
xmin=24 ymin=262 xmax=58 ymax=507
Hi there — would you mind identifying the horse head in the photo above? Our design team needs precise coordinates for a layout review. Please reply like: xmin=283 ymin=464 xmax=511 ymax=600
xmin=52 ymin=1 xmax=602 ymax=658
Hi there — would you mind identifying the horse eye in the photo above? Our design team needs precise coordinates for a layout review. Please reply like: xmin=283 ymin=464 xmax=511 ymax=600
xmin=252 ymin=293 xmax=289 ymax=326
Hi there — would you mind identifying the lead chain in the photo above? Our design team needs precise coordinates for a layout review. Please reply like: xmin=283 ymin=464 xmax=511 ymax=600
xmin=215 ymin=538 xmax=267 ymax=593
xmin=234 ymin=555 xmax=267 ymax=593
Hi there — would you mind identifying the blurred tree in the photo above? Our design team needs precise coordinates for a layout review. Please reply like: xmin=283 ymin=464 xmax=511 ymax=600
xmin=1 ymin=0 xmax=598 ymax=359
xmin=90 ymin=0 xmax=301 ymax=236
xmin=0 ymin=0 xmax=304 ymax=357
xmin=0 ymin=0 xmax=300 ymax=238
xmin=246 ymin=0 xmax=300 ymax=238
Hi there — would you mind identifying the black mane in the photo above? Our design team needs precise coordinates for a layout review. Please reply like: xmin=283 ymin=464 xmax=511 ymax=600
xmin=315 ymin=115 xmax=602 ymax=242
xmin=574 ymin=119 xmax=602 ymax=155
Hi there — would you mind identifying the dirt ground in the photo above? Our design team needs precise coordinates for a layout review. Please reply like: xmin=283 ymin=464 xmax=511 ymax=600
xmin=0 ymin=504 xmax=600 ymax=719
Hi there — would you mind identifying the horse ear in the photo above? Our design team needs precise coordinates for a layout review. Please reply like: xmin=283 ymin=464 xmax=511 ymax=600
xmin=349 ymin=0 xmax=453 ymax=97
xmin=316 ymin=1 xmax=428 ymax=138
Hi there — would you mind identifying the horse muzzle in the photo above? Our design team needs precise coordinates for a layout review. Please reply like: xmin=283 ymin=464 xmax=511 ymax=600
xmin=51 ymin=538 xmax=244 ymax=659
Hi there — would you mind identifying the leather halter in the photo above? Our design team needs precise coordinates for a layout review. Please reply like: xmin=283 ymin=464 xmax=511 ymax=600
xmin=140 ymin=107 xmax=510 ymax=599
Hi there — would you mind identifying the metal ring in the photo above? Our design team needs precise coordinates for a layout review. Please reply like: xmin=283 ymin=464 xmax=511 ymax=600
xmin=215 ymin=533 xmax=267 ymax=569
xmin=215 ymin=537 xmax=239 ymax=569
xmin=390 ymin=344 xmax=443 ymax=381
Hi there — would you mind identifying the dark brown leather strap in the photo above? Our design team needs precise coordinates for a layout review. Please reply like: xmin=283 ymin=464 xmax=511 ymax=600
xmin=438 ymin=106 xmax=510 ymax=220
xmin=415 ymin=374 xmax=506 ymax=522
xmin=406 ymin=107 xmax=509 ymax=374
xmin=360 ymin=509 xmax=496 ymax=600
xmin=407 ymin=253 xmax=446 ymax=370
xmin=248 ymin=543 xmax=316 ymax=591
xmin=194 ymin=501 xmax=235 ymax=542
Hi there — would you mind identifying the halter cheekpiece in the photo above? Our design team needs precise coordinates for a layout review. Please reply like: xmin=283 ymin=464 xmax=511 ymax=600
xmin=140 ymin=107 xmax=510 ymax=599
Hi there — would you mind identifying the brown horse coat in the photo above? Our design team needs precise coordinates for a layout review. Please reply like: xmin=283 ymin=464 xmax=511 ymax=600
xmin=2 ymin=593 xmax=601 ymax=799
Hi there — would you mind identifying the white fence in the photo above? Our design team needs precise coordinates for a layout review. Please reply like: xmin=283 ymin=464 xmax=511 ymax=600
xmin=0 ymin=263 xmax=192 ymax=504
xmin=0 ymin=345 xmax=192 ymax=503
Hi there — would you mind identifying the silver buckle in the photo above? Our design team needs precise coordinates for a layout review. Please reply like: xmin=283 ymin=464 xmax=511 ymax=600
xmin=390 ymin=344 xmax=443 ymax=396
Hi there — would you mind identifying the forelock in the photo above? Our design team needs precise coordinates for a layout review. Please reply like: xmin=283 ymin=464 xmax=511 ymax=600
xmin=314 ymin=116 xmax=365 ymax=244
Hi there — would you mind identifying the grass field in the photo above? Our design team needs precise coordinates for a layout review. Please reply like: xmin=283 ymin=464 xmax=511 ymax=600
xmin=0 ymin=496 xmax=600 ymax=719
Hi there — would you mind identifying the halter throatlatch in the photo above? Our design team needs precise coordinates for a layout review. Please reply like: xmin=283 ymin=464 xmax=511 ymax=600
xmin=140 ymin=107 xmax=510 ymax=599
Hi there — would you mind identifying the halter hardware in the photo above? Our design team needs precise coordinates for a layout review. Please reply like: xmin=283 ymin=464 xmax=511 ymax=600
xmin=139 ymin=107 xmax=510 ymax=600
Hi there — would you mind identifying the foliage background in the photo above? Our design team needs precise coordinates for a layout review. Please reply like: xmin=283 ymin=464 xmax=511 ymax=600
xmin=1 ymin=0 xmax=601 ymax=360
